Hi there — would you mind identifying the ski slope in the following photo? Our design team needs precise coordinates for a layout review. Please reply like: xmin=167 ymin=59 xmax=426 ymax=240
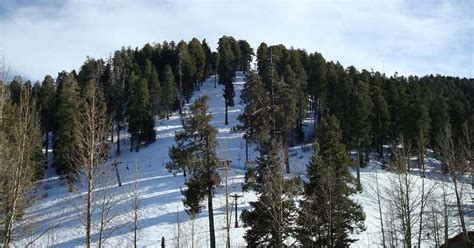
xmin=15 ymin=72 xmax=473 ymax=247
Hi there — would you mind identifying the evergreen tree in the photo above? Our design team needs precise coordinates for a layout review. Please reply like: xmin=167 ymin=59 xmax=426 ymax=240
xmin=53 ymin=72 xmax=80 ymax=182
xmin=238 ymin=40 xmax=254 ymax=74
xmin=188 ymin=38 xmax=206 ymax=90
xmin=77 ymin=58 xmax=104 ymax=91
xmin=256 ymin=42 xmax=271 ymax=86
xmin=348 ymin=77 xmax=372 ymax=191
xmin=161 ymin=65 xmax=177 ymax=119
xmin=127 ymin=71 xmax=155 ymax=152
xmin=370 ymin=73 xmax=390 ymax=159
xmin=167 ymin=96 xmax=220 ymax=248
xmin=144 ymin=59 xmax=161 ymax=117
xmin=177 ymin=41 xmax=196 ymax=102
xmin=278 ymin=65 xmax=298 ymax=172
xmin=297 ymin=115 xmax=365 ymax=247
xmin=202 ymin=39 xmax=213 ymax=78
xmin=430 ymin=91 xmax=449 ymax=155
xmin=218 ymin=37 xmax=235 ymax=125
xmin=236 ymin=72 xmax=272 ymax=155
xmin=39 ymin=75 xmax=56 ymax=161
xmin=406 ymin=80 xmax=431 ymax=173
xmin=110 ymin=48 xmax=132 ymax=156
xmin=241 ymin=143 xmax=299 ymax=247
xmin=308 ymin=52 xmax=327 ymax=124
xmin=8 ymin=76 xmax=22 ymax=104
xmin=288 ymin=50 xmax=308 ymax=142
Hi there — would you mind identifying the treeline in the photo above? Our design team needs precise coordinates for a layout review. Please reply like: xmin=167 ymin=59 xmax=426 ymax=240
xmin=0 ymin=36 xmax=472 ymax=247
xmin=241 ymin=42 xmax=472 ymax=187
xmin=0 ymin=36 xmax=254 ymax=246
xmin=236 ymin=42 xmax=473 ymax=246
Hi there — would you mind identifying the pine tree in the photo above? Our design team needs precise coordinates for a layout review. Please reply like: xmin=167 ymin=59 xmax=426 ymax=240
xmin=370 ymin=73 xmax=390 ymax=159
xmin=348 ymin=76 xmax=372 ymax=191
xmin=202 ymin=39 xmax=213 ymax=78
xmin=110 ymin=49 xmax=132 ymax=156
xmin=288 ymin=50 xmax=308 ymax=142
xmin=144 ymin=59 xmax=161 ymax=117
xmin=167 ymin=96 xmax=220 ymax=248
xmin=218 ymin=37 xmax=235 ymax=125
xmin=236 ymin=72 xmax=272 ymax=155
xmin=241 ymin=143 xmax=299 ymax=248
xmin=277 ymin=65 xmax=298 ymax=172
xmin=8 ymin=76 xmax=22 ymax=104
xmin=256 ymin=43 xmax=271 ymax=86
xmin=127 ymin=71 xmax=155 ymax=152
xmin=188 ymin=38 xmax=206 ymax=90
xmin=161 ymin=65 xmax=177 ymax=120
xmin=177 ymin=41 xmax=196 ymax=103
xmin=308 ymin=52 xmax=327 ymax=124
xmin=297 ymin=115 xmax=365 ymax=247
xmin=53 ymin=72 xmax=81 ymax=182
xmin=430 ymin=91 xmax=449 ymax=155
xmin=39 ymin=75 xmax=56 ymax=161
xmin=78 ymin=58 xmax=104 ymax=90
xmin=238 ymin=40 xmax=254 ymax=74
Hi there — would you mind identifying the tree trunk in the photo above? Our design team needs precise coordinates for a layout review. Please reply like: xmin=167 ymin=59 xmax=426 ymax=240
xmin=86 ymin=175 xmax=93 ymax=248
xmin=285 ymin=140 xmax=290 ymax=173
xmin=245 ymin=139 xmax=249 ymax=163
xmin=356 ymin=147 xmax=362 ymax=191
xmin=452 ymin=176 xmax=469 ymax=244
xmin=44 ymin=130 xmax=49 ymax=161
xmin=116 ymin=120 xmax=121 ymax=156
xmin=224 ymin=103 xmax=228 ymax=125
xmin=208 ymin=185 xmax=216 ymax=248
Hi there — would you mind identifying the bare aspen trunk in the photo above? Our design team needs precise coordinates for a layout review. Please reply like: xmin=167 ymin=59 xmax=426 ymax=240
xmin=375 ymin=169 xmax=386 ymax=248
xmin=86 ymin=174 xmax=93 ymax=248
xmin=2 ymin=88 xmax=40 ymax=247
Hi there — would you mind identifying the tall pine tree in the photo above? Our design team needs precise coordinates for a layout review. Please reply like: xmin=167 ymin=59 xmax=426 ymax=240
xmin=127 ymin=71 xmax=155 ymax=152
xmin=297 ymin=115 xmax=365 ymax=246
xmin=161 ymin=65 xmax=177 ymax=120
xmin=167 ymin=96 xmax=220 ymax=248
xmin=39 ymin=75 xmax=56 ymax=161
xmin=218 ymin=37 xmax=235 ymax=125
xmin=53 ymin=72 xmax=80 ymax=182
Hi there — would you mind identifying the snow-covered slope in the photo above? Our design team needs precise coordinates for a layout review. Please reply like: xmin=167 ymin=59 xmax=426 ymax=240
xmin=16 ymin=72 xmax=473 ymax=247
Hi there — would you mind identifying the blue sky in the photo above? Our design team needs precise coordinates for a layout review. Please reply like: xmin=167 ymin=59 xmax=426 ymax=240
xmin=0 ymin=0 xmax=472 ymax=81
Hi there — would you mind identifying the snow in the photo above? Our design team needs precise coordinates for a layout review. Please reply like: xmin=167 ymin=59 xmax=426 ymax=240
xmin=15 ymin=72 xmax=473 ymax=247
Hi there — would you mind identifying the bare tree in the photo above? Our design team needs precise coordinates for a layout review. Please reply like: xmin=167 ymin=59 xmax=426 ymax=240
xmin=129 ymin=158 xmax=142 ymax=248
xmin=97 ymin=168 xmax=122 ymax=248
xmin=385 ymin=142 xmax=421 ymax=247
xmin=437 ymin=124 xmax=470 ymax=244
xmin=374 ymin=168 xmax=386 ymax=248
xmin=70 ymin=81 xmax=112 ymax=247
xmin=1 ymin=85 xmax=42 ymax=247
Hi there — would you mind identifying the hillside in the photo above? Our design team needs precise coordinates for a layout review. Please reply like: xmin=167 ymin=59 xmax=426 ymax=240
xmin=14 ymin=72 xmax=473 ymax=247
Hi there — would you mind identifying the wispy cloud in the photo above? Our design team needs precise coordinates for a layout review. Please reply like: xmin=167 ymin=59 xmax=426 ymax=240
xmin=0 ymin=0 xmax=472 ymax=80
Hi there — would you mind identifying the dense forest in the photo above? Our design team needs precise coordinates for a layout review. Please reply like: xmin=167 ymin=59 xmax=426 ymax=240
xmin=0 ymin=36 xmax=472 ymax=247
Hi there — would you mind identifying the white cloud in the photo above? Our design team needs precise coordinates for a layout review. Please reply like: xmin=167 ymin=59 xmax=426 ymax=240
xmin=0 ymin=0 xmax=472 ymax=80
